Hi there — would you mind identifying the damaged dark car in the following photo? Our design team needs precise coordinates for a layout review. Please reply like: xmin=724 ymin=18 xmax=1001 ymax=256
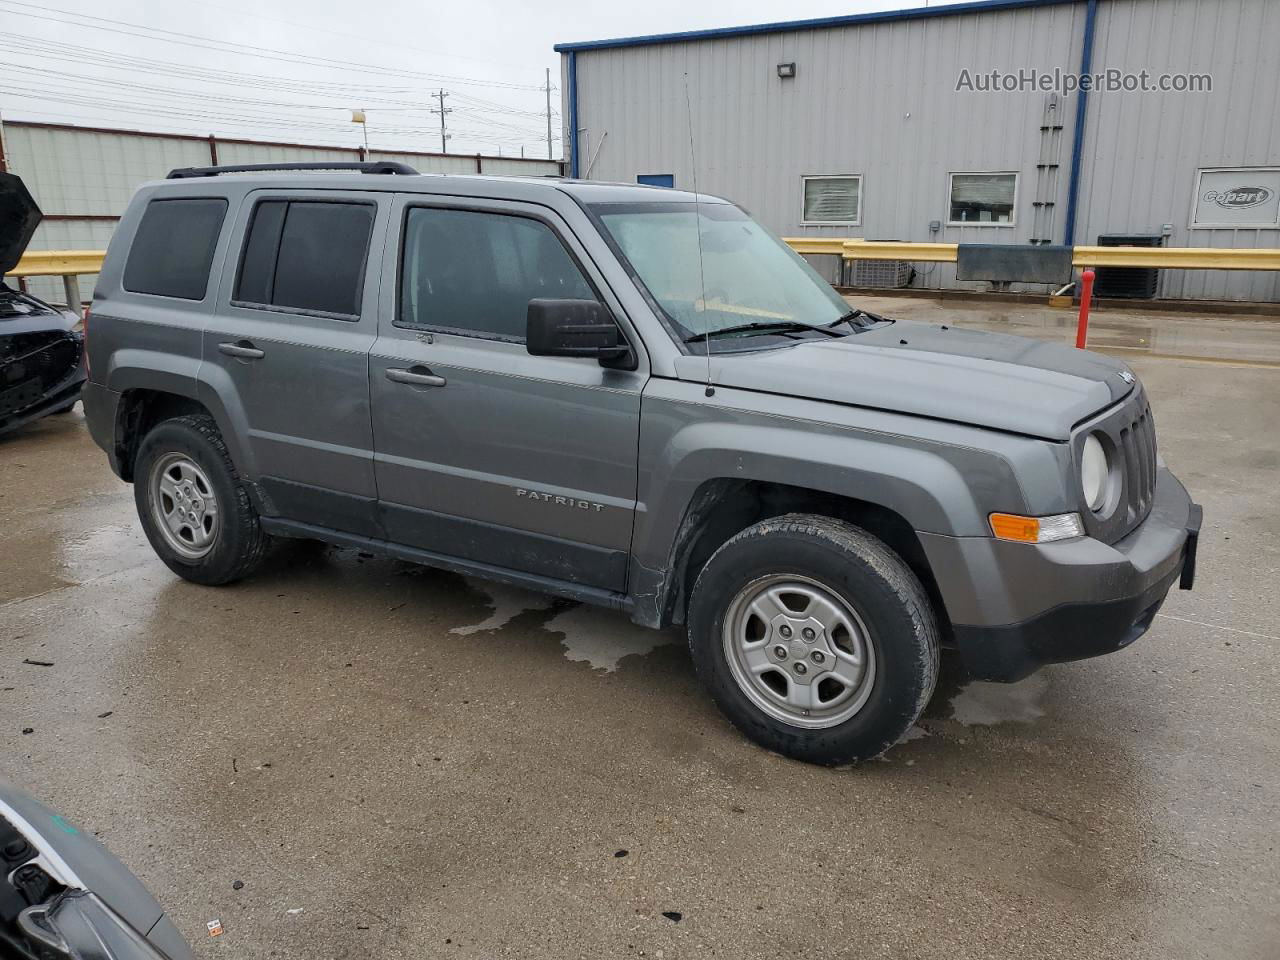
xmin=1 ymin=779 xmax=194 ymax=959
xmin=1 ymin=172 xmax=85 ymax=437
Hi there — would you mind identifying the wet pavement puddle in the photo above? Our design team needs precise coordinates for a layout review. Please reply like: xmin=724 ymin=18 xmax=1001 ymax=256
xmin=449 ymin=580 xmax=555 ymax=636
xmin=949 ymin=673 xmax=1049 ymax=726
xmin=455 ymin=579 xmax=681 ymax=671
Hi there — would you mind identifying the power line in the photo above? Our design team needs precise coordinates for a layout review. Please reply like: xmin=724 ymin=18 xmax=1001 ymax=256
xmin=0 ymin=3 xmax=562 ymax=156
xmin=182 ymin=0 xmax=548 ymax=72
xmin=0 ymin=61 xmax=555 ymax=138
xmin=0 ymin=59 xmax=557 ymax=156
xmin=0 ymin=87 xmax=558 ymax=147
xmin=0 ymin=0 xmax=546 ymax=90
xmin=0 ymin=36 xmax=558 ymax=144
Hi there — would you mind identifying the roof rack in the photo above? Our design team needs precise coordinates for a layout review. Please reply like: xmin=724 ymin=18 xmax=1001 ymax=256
xmin=166 ymin=161 xmax=419 ymax=179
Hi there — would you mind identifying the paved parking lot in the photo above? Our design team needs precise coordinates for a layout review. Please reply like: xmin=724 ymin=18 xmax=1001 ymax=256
xmin=2 ymin=301 xmax=1277 ymax=959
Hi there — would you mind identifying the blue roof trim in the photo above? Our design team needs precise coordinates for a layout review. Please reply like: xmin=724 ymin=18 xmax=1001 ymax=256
xmin=554 ymin=0 xmax=1078 ymax=52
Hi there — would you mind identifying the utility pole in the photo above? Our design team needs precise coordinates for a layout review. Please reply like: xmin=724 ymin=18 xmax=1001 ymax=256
xmin=0 ymin=106 xmax=9 ymax=173
xmin=430 ymin=89 xmax=452 ymax=153
xmin=545 ymin=67 xmax=553 ymax=160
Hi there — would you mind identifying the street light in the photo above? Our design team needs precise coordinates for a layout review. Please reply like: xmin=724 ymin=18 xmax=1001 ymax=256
xmin=351 ymin=109 xmax=369 ymax=154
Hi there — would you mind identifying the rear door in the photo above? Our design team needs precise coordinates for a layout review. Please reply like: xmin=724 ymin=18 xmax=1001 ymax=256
xmin=368 ymin=194 xmax=646 ymax=592
xmin=203 ymin=189 xmax=389 ymax=536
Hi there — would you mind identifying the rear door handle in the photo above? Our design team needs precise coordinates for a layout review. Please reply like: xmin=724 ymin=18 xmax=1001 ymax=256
xmin=218 ymin=340 xmax=265 ymax=360
xmin=385 ymin=366 xmax=447 ymax=388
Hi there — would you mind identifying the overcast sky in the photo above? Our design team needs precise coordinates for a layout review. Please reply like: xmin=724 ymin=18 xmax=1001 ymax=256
xmin=0 ymin=0 xmax=966 ymax=159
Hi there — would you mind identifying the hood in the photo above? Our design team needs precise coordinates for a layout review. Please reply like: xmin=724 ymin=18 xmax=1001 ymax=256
xmin=678 ymin=319 xmax=1134 ymax=441
xmin=0 ymin=172 xmax=43 ymax=275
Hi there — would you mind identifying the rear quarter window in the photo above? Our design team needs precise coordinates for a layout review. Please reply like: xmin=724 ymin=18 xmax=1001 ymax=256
xmin=123 ymin=198 xmax=228 ymax=300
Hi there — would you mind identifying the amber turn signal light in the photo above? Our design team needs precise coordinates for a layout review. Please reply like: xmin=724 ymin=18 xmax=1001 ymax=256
xmin=989 ymin=512 xmax=1084 ymax=544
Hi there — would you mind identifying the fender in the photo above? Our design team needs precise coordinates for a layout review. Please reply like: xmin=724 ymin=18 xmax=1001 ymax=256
xmin=104 ymin=347 xmax=257 ymax=483
xmin=627 ymin=379 xmax=1036 ymax=627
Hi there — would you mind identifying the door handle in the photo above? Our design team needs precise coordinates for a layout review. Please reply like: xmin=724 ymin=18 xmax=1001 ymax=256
xmin=386 ymin=366 xmax=447 ymax=388
xmin=218 ymin=340 xmax=265 ymax=360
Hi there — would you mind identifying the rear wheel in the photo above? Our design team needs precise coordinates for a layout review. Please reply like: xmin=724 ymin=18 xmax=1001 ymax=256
xmin=133 ymin=415 xmax=269 ymax=585
xmin=687 ymin=514 xmax=939 ymax=765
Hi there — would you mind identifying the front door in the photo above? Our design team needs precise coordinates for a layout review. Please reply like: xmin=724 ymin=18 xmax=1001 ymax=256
xmin=203 ymin=189 xmax=389 ymax=536
xmin=369 ymin=196 xmax=645 ymax=592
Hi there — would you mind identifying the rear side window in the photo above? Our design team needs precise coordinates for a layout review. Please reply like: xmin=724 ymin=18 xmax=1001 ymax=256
xmin=398 ymin=207 xmax=594 ymax=340
xmin=123 ymin=198 xmax=227 ymax=300
xmin=234 ymin=200 xmax=375 ymax=318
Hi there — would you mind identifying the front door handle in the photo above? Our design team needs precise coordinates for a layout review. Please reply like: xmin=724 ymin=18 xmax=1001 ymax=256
xmin=385 ymin=366 xmax=447 ymax=388
xmin=218 ymin=340 xmax=265 ymax=360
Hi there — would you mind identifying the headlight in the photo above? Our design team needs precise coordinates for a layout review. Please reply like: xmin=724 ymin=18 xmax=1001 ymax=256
xmin=1081 ymin=432 xmax=1110 ymax=511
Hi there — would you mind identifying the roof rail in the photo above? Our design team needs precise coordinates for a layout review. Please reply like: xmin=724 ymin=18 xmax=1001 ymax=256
xmin=166 ymin=161 xmax=419 ymax=179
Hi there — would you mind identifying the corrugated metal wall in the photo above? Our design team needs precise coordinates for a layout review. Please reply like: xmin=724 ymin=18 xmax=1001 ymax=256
xmin=2 ymin=122 xmax=562 ymax=303
xmin=564 ymin=0 xmax=1280 ymax=301
xmin=213 ymin=141 xmax=356 ymax=166
xmin=1080 ymin=0 xmax=1280 ymax=301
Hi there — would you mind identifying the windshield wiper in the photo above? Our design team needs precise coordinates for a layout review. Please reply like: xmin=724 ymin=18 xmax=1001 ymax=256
xmin=825 ymin=308 xmax=886 ymax=331
xmin=683 ymin=321 xmax=842 ymax=344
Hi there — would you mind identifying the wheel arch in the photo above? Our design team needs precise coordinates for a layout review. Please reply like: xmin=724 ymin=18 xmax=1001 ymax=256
xmin=114 ymin=386 xmax=248 ymax=483
xmin=640 ymin=477 xmax=949 ymax=636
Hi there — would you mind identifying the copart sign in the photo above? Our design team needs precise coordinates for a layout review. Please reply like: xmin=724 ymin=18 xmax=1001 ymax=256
xmin=1192 ymin=168 xmax=1280 ymax=228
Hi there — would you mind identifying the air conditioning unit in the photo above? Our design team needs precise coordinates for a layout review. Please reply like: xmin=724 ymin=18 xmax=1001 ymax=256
xmin=1095 ymin=234 xmax=1163 ymax=299
xmin=845 ymin=258 xmax=913 ymax=289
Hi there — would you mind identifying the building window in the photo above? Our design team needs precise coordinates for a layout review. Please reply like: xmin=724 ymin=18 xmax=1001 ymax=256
xmin=801 ymin=176 xmax=862 ymax=225
xmin=948 ymin=172 xmax=1017 ymax=226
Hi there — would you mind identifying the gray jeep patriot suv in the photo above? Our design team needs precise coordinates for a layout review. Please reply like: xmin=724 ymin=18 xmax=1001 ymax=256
xmin=83 ymin=162 xmax=1201 ymax=765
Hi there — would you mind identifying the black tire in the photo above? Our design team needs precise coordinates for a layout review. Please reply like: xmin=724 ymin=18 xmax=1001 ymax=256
xmin=132 ymin=414 xmax=270 ymax=585
xmin=687 ymin=514 xmax=939 ymax=765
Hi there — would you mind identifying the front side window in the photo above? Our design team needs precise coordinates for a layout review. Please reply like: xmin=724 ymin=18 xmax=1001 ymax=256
xmin=123 ymin=198 xmax=227 ymax=300
xmin=948 ymin=173 xmax=1017 ymax=225
xmin=235 ymin=199 xmax=375 ymax=317
xmin=801 ymin=176 xmax=861 ymax=224
xmin=592 ymin=201 xmax=851 ymax=345
xmin=399 ymin=207 xmax=594 ymax=340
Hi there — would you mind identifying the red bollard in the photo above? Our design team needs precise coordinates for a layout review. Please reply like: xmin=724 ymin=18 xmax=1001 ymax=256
xmin=1076 ymin=269 xmax=1095 ymax=349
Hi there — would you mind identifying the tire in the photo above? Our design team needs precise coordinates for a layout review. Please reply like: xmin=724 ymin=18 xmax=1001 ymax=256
xmin=687 ymin=514 xmax=939 ymax=765
xmin=132 ymin=414 xmax=270 ymax=585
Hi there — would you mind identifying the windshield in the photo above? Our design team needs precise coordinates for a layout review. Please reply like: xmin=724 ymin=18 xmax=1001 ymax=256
xmin=591 ymin=201 xmax=852 ymax=345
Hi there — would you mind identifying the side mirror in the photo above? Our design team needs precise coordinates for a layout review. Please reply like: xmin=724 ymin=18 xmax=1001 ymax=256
xmin=526 ymin=299 xmax=633 ymax=366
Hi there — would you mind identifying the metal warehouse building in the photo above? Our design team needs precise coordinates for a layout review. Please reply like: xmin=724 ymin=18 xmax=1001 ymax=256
xmin=556 ymin=0 xmax=1280 ymax=302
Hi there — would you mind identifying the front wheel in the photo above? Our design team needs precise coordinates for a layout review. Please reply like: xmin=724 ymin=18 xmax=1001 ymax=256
xmin=133 ymin=415 xmax=270 ymax=585
xmin=687 ymin=514 xmax=939 ymax=765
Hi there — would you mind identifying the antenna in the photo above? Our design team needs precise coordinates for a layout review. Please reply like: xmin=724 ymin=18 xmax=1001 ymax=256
xmin=683 ymin=73 xmax=714 ymax=398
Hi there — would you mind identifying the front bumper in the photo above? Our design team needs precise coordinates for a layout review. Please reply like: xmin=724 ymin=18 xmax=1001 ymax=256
xmin=0 ymin=370 xmax=84 ymax=437
xmin=920 ymin=468 xmax=1201 ymax=682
